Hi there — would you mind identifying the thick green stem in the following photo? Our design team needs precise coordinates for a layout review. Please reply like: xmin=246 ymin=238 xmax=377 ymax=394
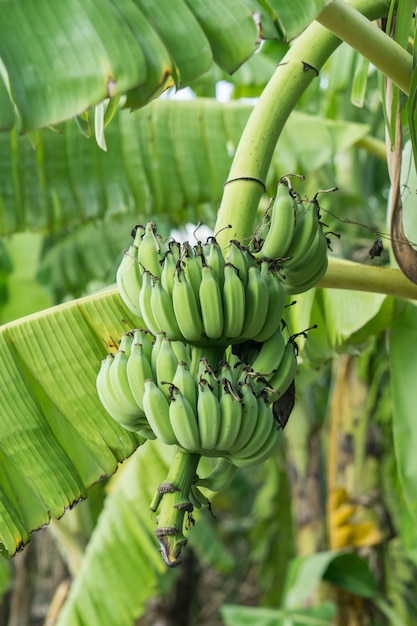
xmin=316 ymin=0 xmax=412 ymax=95
xmin=319 ymin=257 xmax=417 ymax=300
xmin=214 ymin=0 xmax=390 ymax=250
xmin=150 ymin=448 xmax=200 ymax=567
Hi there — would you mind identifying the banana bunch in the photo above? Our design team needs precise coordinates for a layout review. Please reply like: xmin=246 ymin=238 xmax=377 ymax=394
xmin=116 ymin=221 xmax=286 ymax=346
xmin=252 ymin=181 xmax=330 ymax=294
xmin=96 ymin=327 xmax=298 ymax=466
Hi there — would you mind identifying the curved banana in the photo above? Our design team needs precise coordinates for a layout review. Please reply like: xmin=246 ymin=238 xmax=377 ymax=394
xmin=172 ymin=266 xmax=204 ymax=343
xmin=195 ymin=458 xmax=238 ymax=491
xmin=203 ymin=236 xmax=225 ymax=288
xmin=182 ymin=241 xmax=203 ymax=300
xmin=171 ymin=341 xmax=192 ymax=369
xmin=161 ymin=241 xmax=181 ymax=297
xmin=251 ymin=263 xmax=285 ymax=343
xmin=168 ymin=385 xmax=201 ymax=452
xmin=151 ymin=331 xmax=166 ymax=378
xmin=142 ymin=379 xmax=177 ymax=445
xmin=96 ymin=355 xmax=147 ymax=431
xmin=172 ymin=360 xmax=197 ymax=413
xmin=284 ymin=201 xmax=320 ymax=268
xmin=109 ymin=344 xmax=145 ymax=421
xmin=228 ymin=381 xmax=259 ymax=452
xmin=256 ymin=182 xmax=296 ymax=260
xmin=199 ymin=263 xmax=224 ymax=340
xmin=226 ymin=240 xmax=255 ymax=289
xmin=139 ymin=270 xmax=159 ymax=334
xmin=267 ymin=340 xmax=298 ymax=403
xmin=156 ymin=338 xmax=179 ymax=395
xmin=150 ymin=277 xmax=183 ymax=340
xmin=228 ymin=394 xmax=276 ymax=462
xmin=116 ymin=245 xmax=142 ymax=317
xmin=196 ymin=378 xmax=221 ymax=451
xmin=241 ymin=265 xmax=269 ymax=340
xmin=137 ymin=221 xmax=165 ymax=278
xmin=249 ymin=329 xmax=286 ymax=379
xmin=216 ymin=379 xmax=243 ymax=451
xmin=222 ymin=263 xmax=246 ymax=341
xmin=283 ymin=229 xmax=329 ymax=294
xmin=126 ymin=340 xmax=154 ymax=411
xmin=132 ymin=328 xmax=154 ymax=363
xmin=228 ymin=417 xmax=280 ymax=468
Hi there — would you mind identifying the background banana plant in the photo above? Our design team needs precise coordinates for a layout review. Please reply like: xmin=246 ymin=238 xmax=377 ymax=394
xmin=1 ymin=0 xmax=417 ymax=624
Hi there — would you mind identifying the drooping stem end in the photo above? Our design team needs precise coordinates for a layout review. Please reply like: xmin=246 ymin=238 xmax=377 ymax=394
xmin=150 ymin=448 xmax=201 ymax=567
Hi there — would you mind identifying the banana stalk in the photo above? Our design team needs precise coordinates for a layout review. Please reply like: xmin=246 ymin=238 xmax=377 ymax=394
xmin=150 ymin=448 xmax=200 ymax=568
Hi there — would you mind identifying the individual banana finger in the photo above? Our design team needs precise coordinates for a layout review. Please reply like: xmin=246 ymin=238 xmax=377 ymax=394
xmin=116 ymin=245 xmax=142 ymax=317
xmin=197 ymin=378 xmax=221 ymax=451
xmin=199 ymin=263 xmax=224 ymax=340
xmin=126 ymin=340 xmax=154 ymax=411
xmin=241 ymin=265 xmax=269 ymax=340
xmin=142 ymin=378 xmax=177 ymax=445
xmin=228 ymin=394 xmax=277 ymax=463
xmin=172 ymin=360 xmax=197 ymax=413
xmin=172 ymin=265 xmax=204 ymax=343
xmin=137 ymin=221 xmax=166 ymax=278
xmin=168 ymin=385 xmax=201 ymax=452
xmin=256 ymin=181 xmax=296 ymax=260
xmin=216 ymin=379 xmax=243 ymax=451
xmin=284 ymin=201 xmax=320 ymax=268
xmin=267 ymin=340 xmax=298 ymax=403
xmin=222 ymin=263 xmax=246 ymax=341
xmin=150 ymin=277 xmax=183 ymax=340
xmin=251 ymin=263 xmax=285 ymax=343
xmin=229 ymin=381 xmax=259 ymax=452
xmin=249 ymin=329 xmax=286 ymax=379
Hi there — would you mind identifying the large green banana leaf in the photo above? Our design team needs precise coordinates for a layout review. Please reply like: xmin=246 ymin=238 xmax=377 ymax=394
xmin=0 ymin=287 xmax=144 ymax=557
xmin=0 ymin=0 xmax=332 ymax=134
xmin=0 ymin=100 xmax=371 ymax=236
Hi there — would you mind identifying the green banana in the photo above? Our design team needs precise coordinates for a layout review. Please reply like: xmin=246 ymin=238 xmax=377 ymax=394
xmin=228 ymin=416 xmax=279 ymax=468
xmin=109 ymin=343 xmax=145 ymax=421
xmin=284 ymin=201 xmax=320 ymax=268
xmin=283 ymin=253 xmax=328 ymax=295
xmin=203 ymin=236 xmax=225 ymax=288
xmin=241 ymin=265 xmax=269 ymax=340
xmin=228 ymin=380 xmax=259 ymax=452
xmin=142 ymin=379 xmax=177 ymax=445
xmin=283 ymin=228 xmax=329 ymax=294
xmin=228 ymin=394 xmax=276 ymax=462
xmin=195 ymin=458 xmax=238 ymax=491
xmin=249 ymin=329 xmax=286 ymax=379
xmin=226 ymin=240 xmax=255 ymax=289
xmin=171 ymin=341 xmax=192 ymax=369
xmin=267 ymin=340 xmax=298 ymax=402
xmin=156 ymin=338 xmax=179 ymax=395
xmin=151 ymin=331 xmax=166 ymax=379
xmin=222 ymin=263 xmax=246 ymax=341
xmin=196 ymin=377 xmax=221 ymax=451
xmin=172 ymin=360 xmax=197 ymax=413
xmin=199 ymin=263 xmax=224 ymax=340
xmin=168 ymin=385 xmax=201 ymax=452
xmin=216 ymin=379 xmax=243 ymax=451
xmin=132 ymin=328 xmax=154 ymax=364
xmin=137 ymin=221 xmax=165 ymax=278
xmin=150 ymin=277 xmax=183 ymax=340
xmin=115 ymin=245 xmax=142 ymax=317
xmin=256 ymin=182 xmax=296 ymax=260
xmin=161 ymin=241 xmax=181 ymax=296
xmin=172 ymin=266 xmax=204 ymax=343
xmin=182 ymin=241 xmax=203 ymax=300
xmin=251 ymin=263 xmax=285 ymax=343
xmin=96 ymin=354 xmax=147 ymax=431
xmin=139 ymin=271 xmax=159 ymax=334
xmin=126 ymin=340 xmax=154 ymax=411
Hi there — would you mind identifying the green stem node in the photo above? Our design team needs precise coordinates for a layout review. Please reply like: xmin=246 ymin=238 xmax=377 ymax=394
xmin=150 ymin=448 xmax=200 ymax=567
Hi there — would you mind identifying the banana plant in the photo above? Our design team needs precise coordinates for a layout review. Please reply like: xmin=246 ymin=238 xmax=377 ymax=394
xmin=2 ymin=0 xmax=417 ymax=624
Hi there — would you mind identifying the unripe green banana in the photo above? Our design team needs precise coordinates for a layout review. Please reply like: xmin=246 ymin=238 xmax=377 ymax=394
xmin=171 ymin=341 xmax=192 ymax=369
xmin=109 ymin=343 xmax=144 ymax=420
xmin=142 ymin=379 xmax=177 ymax=445
xmin=249 ymin=329 xmax=286 ymax=379
xmin=216 ymin=379 xmax=243 ymax=451
xmin=203 ymin=236 xmax=225 ymax=288
xmin=226 ymin=240 xmax=254 ymax=289
xmin=199 ymin=263 xmax=224 ymax=340
xmin=132 ymin=328 xmax=154 ymax=364
xmin=116 ymin=245 xmax=142 ymax=317
xmin=241 ymin=265 xmax=269 ymax=340
xmin=161 ymin=242 xmax=181 ymax=296
xmin=126 ymin=340 xmax=154 ymax=411
xmin=217 ymin=360 xmax=237 ymax=388
xmin=251 ymin=263 xmax=285 ymax=343
xmin=227 ymin=415 xmax=279 ymax=468
xmin=222 ymin=263 xmax=246 ymax=340
xmin=283 ymin=228 xmax=329 ymax=294
xmin=196 ymin=378 xmax=221 ymax=450
xmin=228 ymin=394 xmax=276 ymax=461
xmin=156 ymin=338 xmax=179 ymax=396
xmin=150 ymin=277 xmax=183 ymax=340
xmin=151 ymin=331 xmax=166 ymax=378
xmin=267 ymin=340 xmax=298 ymax=402
xmin=195 ymin=458 xmax=238 ymax=491
xmin=182 ymin=241 xmax=203 ymax=300
xmin=172 ymin=266 xmax=204 ymax=343
xmin=137 ymin=221 xmax=165 ymax=278
xmin=172 ymin=360 xmax=197 ymax=413
xmin=228 ymin=381 xmax=259 ymax=452
xmin=256 ymin=182 xmax=296 ymax=260
xmin=168 ymin=385 xmax=201 ymax=451
xmin=96 ymin=354 xmax=147 ymax=431
xmin=139 ymin=271 xmax=159 ymax=334
xmin=284 ymin=201 xmax=320 ymax=268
